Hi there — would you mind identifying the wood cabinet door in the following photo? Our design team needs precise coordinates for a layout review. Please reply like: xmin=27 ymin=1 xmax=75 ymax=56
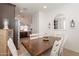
xmin=0 ymin=30 xmax=7 ymax=56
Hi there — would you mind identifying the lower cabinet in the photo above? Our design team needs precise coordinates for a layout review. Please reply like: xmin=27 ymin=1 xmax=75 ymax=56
xmin=0 ymin=29 xmax=13 ymax=56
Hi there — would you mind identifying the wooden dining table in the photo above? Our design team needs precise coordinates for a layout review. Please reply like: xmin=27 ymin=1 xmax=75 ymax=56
xmin=22 ymin=36 xmax=61 ymax=56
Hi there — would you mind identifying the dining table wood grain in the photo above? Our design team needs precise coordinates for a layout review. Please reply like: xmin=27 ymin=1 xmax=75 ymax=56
xmin=22 ymin=36 xmax=61 ymax=56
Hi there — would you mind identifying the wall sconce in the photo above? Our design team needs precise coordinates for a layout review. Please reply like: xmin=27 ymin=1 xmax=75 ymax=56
xmin=70 ymin=19 xmax=75 ymax=28
xmin=48 ymin=22 xmax=51 ymax=30
xmin=3 ymin=18 xmax=9 ymax=29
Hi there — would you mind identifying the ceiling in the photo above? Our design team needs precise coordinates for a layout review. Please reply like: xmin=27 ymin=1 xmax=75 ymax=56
xmin=13 ymin=3 xmax=67 ymax=16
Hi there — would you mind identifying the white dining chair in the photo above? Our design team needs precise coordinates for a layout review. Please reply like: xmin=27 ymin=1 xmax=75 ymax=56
xmin=52 ymin=33 xmax=65 ymax=56
xmin=8 ymin=38 xmax=30 ymax=56
xmin=58 ymin=37 xmax=65 ymax=56
xmin=50 ymin=39 xmax=63 ymax=56
xmin=38 ymin=33 xmax=45 ymax=38
xmin=30 ymin=34 xmax=39 ymax=40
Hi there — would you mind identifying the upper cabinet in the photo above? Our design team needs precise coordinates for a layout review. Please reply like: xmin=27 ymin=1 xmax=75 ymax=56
xmin=0 ymin=3 xmax=15 ymax=29
xmin=0 ymin=4 xmax=19 ymax=49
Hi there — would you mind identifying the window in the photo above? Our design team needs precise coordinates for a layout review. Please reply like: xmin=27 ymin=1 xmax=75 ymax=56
xmin=54 ymin=14 xmax=65 ymax=29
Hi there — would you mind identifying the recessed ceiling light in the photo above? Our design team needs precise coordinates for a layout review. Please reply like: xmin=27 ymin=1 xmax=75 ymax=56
xmin=43 ymin=6 xmax=47 ymax=9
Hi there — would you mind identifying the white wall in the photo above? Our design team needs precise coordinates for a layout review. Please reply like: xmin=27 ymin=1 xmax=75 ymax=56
xmin=38 ymin=11 xmax=49 ymax=35
xmin=32 ymin=12 xmax=39 ymax=33
xmin=47 ymin=4 xmax=79 ymax=52
xmin=32 ymin=4 xmax=79 ymax=52
xmin=32 ymin=11 xmax=49 ymax=35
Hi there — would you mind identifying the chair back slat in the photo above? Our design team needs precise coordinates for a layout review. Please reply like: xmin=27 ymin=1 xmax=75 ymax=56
xmin=8 ymin=38 xmax=18 ymax=56
xmin=50 ymin=38 xmax=63 ymax=56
